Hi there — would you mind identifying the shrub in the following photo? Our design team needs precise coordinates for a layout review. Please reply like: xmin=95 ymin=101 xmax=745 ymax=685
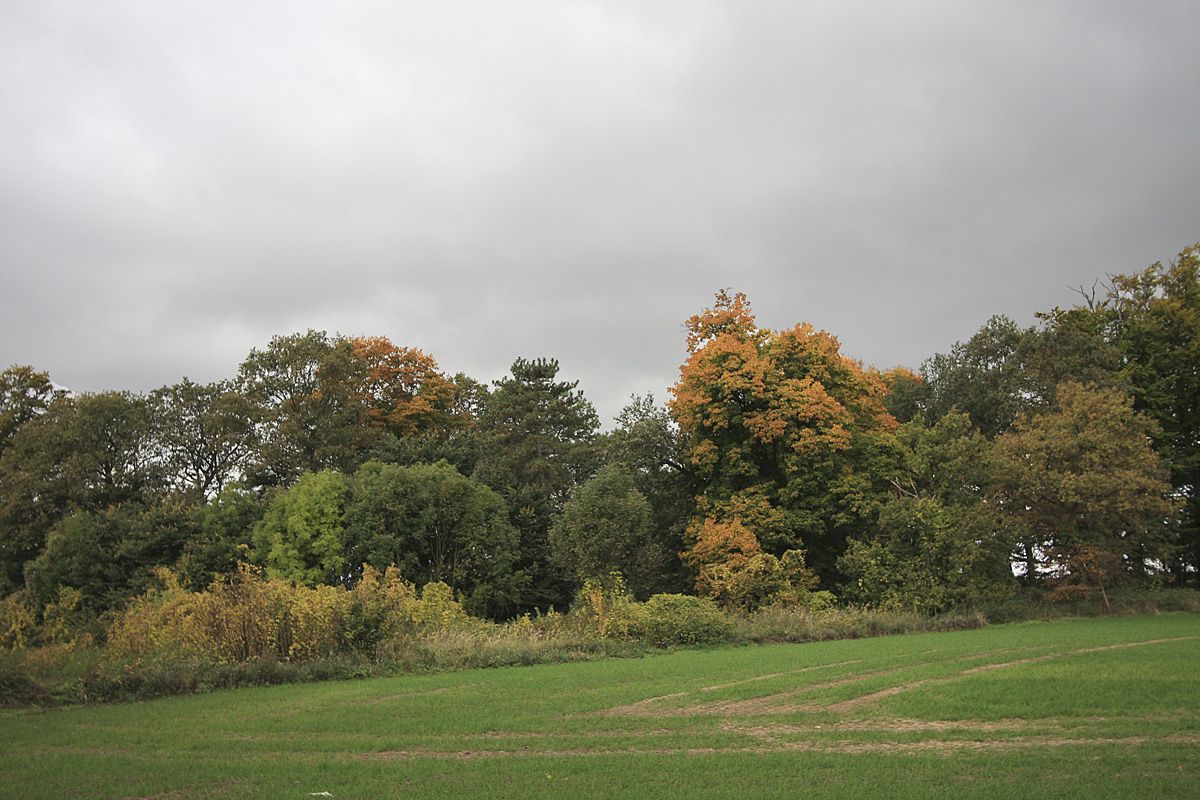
xmin=281 ymin=583 xmax=344 ymax=661
xmin=638 ymin=594 xmax=734 ymax=647
xmin=189 ymin=565 xmax=295 ymax=662
xmin=342 ymin=565 xmax=419 ymax=654
xmin=108 ymin=564 xmax=344 ymax=664
xmin=106 ymin=568 xmax=205 ymax=659
xmin=106 ymin=563 xmax=484 ymax=667
xmin=698 ymin=549 xmax=820 ymax=611
xmin=579 ymin=573 xmax=645 ymax=639
xmin=413 ymin=581 xmax=472 ymax=630
xmin=40 ymin=586 xmax=98 ymax=648
xmin=0 ymin=649 xmax=48 ymax=705
xmin=738 ymin=603 xmax=985 ymax=644
xmin=0 ymin=594 xmax=36 ymax=649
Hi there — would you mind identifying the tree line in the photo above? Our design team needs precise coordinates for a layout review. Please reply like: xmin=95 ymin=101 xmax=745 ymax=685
xmin=1 ymin=242 xmax=1196 ymax=630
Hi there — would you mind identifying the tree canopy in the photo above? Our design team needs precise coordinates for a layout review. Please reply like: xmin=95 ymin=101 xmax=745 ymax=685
xmin=0 ymin=240 xmax=1196 ymax=625
xmin=669 ymin=290 xmax=898 ymax=586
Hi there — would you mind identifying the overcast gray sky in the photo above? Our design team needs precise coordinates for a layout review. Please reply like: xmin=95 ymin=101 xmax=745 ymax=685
xmin=2 ymin=1 xmax=1197 ymax=422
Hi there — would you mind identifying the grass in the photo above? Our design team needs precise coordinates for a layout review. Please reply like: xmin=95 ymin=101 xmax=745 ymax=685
xmin=2 ymin=612 xmax=1198 ymax=798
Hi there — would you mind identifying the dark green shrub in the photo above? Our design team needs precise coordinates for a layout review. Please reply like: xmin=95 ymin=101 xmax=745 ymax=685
xmin=0 ymin=651 xmax=47 ymax=706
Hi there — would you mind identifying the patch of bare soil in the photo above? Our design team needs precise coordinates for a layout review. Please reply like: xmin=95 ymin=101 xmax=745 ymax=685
xmin=591 ymin=637 xmax=1199 ymax=720
xmin=591 ymin=692 xmax=687 ymax=718
xmin=359 ymin=746 xmax=774 ymax=760
xmin=820 ymin=681 xmax=937 ymax=713
xmin=817 ymin=635 xmax=1200 ymax=713
xmin=595 ymin=664 xmax=925 ymax=719
xmin=699 ymin=659 xmax=863 ymax=692
xmin=722 ymin=717 xmax=1044 ymax=737
xmin=462 ymin=728 xmax=680 ymax=741
xmin=357 ymin=733 xmax=1200 ymax=760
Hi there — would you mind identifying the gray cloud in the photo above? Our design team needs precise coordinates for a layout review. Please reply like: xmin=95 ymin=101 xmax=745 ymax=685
xmin=2 ymin=0 xmax=1198 ymax=422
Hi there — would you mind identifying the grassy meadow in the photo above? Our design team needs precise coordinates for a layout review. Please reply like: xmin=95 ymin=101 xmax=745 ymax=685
xmin=2 ymin=613 xmax=1198 ymax=799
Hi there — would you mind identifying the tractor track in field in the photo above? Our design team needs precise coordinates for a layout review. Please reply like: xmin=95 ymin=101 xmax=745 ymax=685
xmin=592 ymin=635 xmax=1200 ymax=719
xmin=354 ymin=635 xmax=1200 ymax=763
xmin=357 ymin=733 xmax=1200 ymax=760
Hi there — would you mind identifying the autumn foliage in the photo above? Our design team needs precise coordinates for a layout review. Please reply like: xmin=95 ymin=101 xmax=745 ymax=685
xmin=0 ymin=242 xmax=1196 ymax=701
xmin=106 ymin=563 xmax=472 ymax=664
xmin=670 ymin=290 xmax=898 ymax=587
xmin=346 ymin=337 xmax=457 ymax=437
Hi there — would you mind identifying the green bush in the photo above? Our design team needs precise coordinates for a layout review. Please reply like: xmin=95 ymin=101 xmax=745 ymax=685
xmin=638 ymin=594 xmax=734 ymax=646
xmin=978 ymin=586 xmax=1200 ymax=623
xmin=738 ymin=603 xmax=986 ymax=644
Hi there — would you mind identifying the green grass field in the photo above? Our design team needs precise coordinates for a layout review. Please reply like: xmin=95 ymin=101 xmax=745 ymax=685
xmin=3 ymin=613 xmax=1198 ymax=799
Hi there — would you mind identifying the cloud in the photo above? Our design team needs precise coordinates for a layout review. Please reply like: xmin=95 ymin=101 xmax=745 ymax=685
xmin=1 ymin=0 xmax=1197 ymax=422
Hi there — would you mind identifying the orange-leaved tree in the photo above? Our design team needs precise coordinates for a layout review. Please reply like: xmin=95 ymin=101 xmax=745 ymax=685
xmin=347 ymin=336 xmax=458 ymax=438
xmin=669 ymin=290 xmax=898 ymax=591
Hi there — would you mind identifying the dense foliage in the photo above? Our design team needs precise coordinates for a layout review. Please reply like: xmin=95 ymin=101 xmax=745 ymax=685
xmin=1 ymin=241 xmax=1196 ymax=669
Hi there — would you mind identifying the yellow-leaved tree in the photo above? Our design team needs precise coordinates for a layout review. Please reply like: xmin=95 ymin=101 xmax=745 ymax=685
xmin=669 ymin=290 xmax=898 ymax=602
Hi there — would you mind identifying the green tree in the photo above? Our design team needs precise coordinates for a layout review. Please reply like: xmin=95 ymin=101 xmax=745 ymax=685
xmin=603 ymin=394 xmax=695 ymax=594
xmin=114 ymin=498 xmax=202 ymax=597
xmin=994 ymin=382 xmax=1177 ymax=593
xmin=840 ymin=496 xmax=1008 ymax=612
xmin=150 ymin=378 xmax=258 ymax=499
xmin=0 ymin=398 xmax=75 ymax=594
xmin=922 ymin=315 xmax=1028 ymax=437
xmin=59 ymin=391 xmax=160 ymax=507
xmin=839 ymin=412 xmax=1013 ymax=611
xmin=550 ymin=465 xmax=652 ymax=592
xmin=880 ymin=367 xmax=928 ymax=425
xmin=24 ymin=511 xmax=121 ymax=612
xmin=237 ymin=331 xmax=378 ymax=488
xmin=24 ymin=498 xmax=197 ymax=614
xmin=0 ymin=392 xmax=159 ymax=594
xmin=1021 ymin=306 xmax=1127 ymax=404
xmin=251 ymin=470 xmax=351 ymax=585
xmin=177 ymin=485 xmax=264 ymax=588
xmin=345 ymin=461 xmax=523 ymax=617
xmin=472 ymin=357 xmax=600 ymax=610
xmin=1099 ymin=243 xmax=1200 ymax=582
xmin=921 ymin=311 xmax=1127 ymax=439
xmin=0 ymin=365 xmax=60 ymax=453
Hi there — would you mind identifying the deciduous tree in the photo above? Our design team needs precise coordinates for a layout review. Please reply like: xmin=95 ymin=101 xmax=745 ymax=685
xmin=603 ymin=394 xmax=695 ymax=594
xmin=839 ymin=412 xmax=1013 ymax=611
xmin=669 ymin=291 xmax=898 ymax=585
xmin=0 ymin=392 xmax=160 ymax=594
xmin=150 ymin=378 xmax=257 ymax=499
xmin=346 ymin=336 xmax=457 ymax=437
xmin=1098 ymin=243 xmax=1200 ymax=581
xmin=550 ymin=465 xmax=652 ymax=592
xmin=237 ymin=331 xmax=378 ymax=487
xmin=922 ymin=315 xmax=1028 ymax=437
xmin=993 ymin=382 xmax=1177 ymax=592
xmin=0 ymin=365 xmax=60 ymax=452
xmin=251 ymin=470 xmax=351 ymax=585
xmin=345 ymin=461 xmax=523 ymax=618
